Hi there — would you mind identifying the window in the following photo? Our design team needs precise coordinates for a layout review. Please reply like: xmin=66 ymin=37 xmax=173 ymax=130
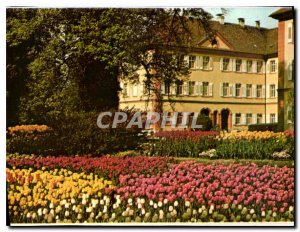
xmin=235 ymin=83 xmax=241 ymax=97
xmin=189 ymin=81 xmax=195 ymax=95
xmin=189 ymin=55 xmax=196 ymax=69
xmin=235 ymin=113 xmax=241 ymax=125
xmin=236 ymin=59 xmax=242 ymax=72
xmin=270 ymin=84 xmax=276 ymax=98
xmin=288 ymin=24 xmax=293 ymax=43
xmin=257 ymin=61 xmax=263 ymax=73
xmin=164 ymin=82 xmax=171 ymax=95
xmin=223 ymin=83 xmax=229 ymax=97
xmin=270 ymin=114 xmax=276 ymax=123
xmin=246 ymin=84 xmax=252 ymax=97
xmin=176 ymin=81 xmax=184 ymax=95
xmin=256 ymin=85 xmax=262 ymax=98
xmin=223 ymin=58 xmax=230 ymax=71
xmin=246 ymin=60 xmax=252 ymax=73
xmin=203 ymin=82 xmax=209 ymax=96
xmin=123 ymin=83 xmax=128 ymax=97
xmin=270 ymin=60 xmax=277 ymax=73
xmin=203 ymin=56 xmax=210 ymax=70
xmin=246 ymin=113 xmax=252 ymax=125
xmin=257 ymin=114 xmax=263 ymax=124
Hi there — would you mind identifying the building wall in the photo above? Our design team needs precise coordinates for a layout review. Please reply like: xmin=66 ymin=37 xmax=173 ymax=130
xmin=277 ymin=18 xmax=294 ymax=131
xmin=119 ymin=53 xmax=278 ymax=131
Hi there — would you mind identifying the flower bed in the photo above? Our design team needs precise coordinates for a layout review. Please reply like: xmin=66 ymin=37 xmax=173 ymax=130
xmin=7 ymin=157 xmax=294 ymax=223
xmin=6 ymin=156 xmax=171 ymax=183
xmin=148 ymin=130 xmax=294 ymax=160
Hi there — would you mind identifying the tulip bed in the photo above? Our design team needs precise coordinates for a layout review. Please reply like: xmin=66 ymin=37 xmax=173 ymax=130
xmin=7 ymin=156 xmax=294 ymax=224
xmin=148 ymin=130 xmax=294 ymax=160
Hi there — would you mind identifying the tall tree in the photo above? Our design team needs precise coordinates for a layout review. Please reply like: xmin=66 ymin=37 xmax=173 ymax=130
xmin=6 ymin=8 xmax=213 ymax=124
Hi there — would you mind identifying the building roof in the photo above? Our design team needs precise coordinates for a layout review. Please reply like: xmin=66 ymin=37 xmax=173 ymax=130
xmin=189 ymin=20 xmax=278 ymax=56
xmin=269 ymin=8 xmax=294 ymax=20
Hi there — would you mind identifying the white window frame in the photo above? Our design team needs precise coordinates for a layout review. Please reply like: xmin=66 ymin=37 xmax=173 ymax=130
xmin=189 ymin=81 xmax=196 ymax=95
xmin=270 ymin=60 xmax=277 ymax=73
xmin=202 ymin=82 xmax=209 ymax=96
xmin=256 ymin=85 xmax=262 ymax=98
xmin=257 ymin=61 xmax=263 ymax=73
xmin=236 ymin=59 xmax=242 ymax=72
xmin=257 ymin=114 xmax=263 ymax=124
xmin=246 ymin=84 xmax=252 ymax=98
xmin=246 ymin=60 xmax=253 ymax=73
xmin=223 ymin=83 xmax=229 ymax=97
xmin=203 ymin=56 xmax=210 ymax=70
xmin=270 ymin=114 xmax=276 ymax=123
xmin=189 ymin=55 xmax=196 ymax=69
xmin=222 ymin=58 xmax=230 ymax=71
xmin=235 ymin=113 xmax=241 ymax=125
xmin=270 ymin=84 xmax=276 ymax=98
xmin=235 ymin=83 xmax=241 ymax=97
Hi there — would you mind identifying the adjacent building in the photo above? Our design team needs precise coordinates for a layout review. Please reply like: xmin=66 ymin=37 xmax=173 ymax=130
xmin=119 ymin=12 xmax=289 ymax=131
xmin=270 ymin=8 xmax=295 ymax=131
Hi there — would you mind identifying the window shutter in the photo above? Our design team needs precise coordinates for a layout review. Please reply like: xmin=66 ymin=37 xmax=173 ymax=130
xmin=209 ymin=57 xmax=213 ymax=70
xmin=229 ymin=59 xmax=233 ymax=71
xmin=242 ymin=84 xmax=246 ymax=97
xmin=232 ymin=113 xmax=236 ymax=125
xmin=194 ymin=56 xmax=199 ymax=69
xmin=139 ymin=83 xmax=143 ymax=96
xmin=127 ymin=84 xmax=130 ymax=97
xmin=195 ymin=82 xmax=199 ymax=95
xmin=229 ymin=84 xmax=233 ymax=96
xmin=198 ymin=56 xmax=203 ymax=70
xmin=275 ymin=61 xmax=278 ymax=73
xmin=241 ymin=113 xmax=246 ymax=125
xmin=262 ymin=114 xmax=265 ymax=123
xmin=262 ymin=85 xmax=265 ymax=98
xmin=242 ymin=60 xmax=247 ymax=72
xmin=275 ymin=113 xmax=278 ymax=123
xmin=199 ymin=82 xmax=203 ymax=96
xmin=220 ymin=58 xmax=223 ymax=71
xmin=232 ymin=84 xmax=236 ymax=97
xmin=209 ymin=83 xmax=213 ymax=96
xmin=184 ymin=82 xmax=189 ymax=95
xmin=232 ymin=59 xmax=236 ymax=71
xmin=220 ymin=83 xmax=223 ymax=96
xmin=266 ymin=114 xmax=270 ymax=123
xmin=252 ymin=84 xmax=257 ymax=98
xmin=275 ymin=84 xmax=278 ymax=98
xmin=266 ymin=85 xmax=270 ymax=98
xmin=252 ymin=61 xmax=257 ymax=73
xmin=171 ymin=83 xmax=176 ymax=95
xmin=160 ymin=82 xmax=165 ymax=95
xmin=253 ymin=114 xmax=257 ymax=124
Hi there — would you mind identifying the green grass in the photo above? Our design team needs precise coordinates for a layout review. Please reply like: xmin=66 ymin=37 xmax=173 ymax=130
xmin=172 ymin=157 xmax=294 ymax=168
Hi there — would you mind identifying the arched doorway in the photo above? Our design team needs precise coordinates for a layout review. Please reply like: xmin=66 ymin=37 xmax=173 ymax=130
xmin=200 ymin=108 xmax=210 ymax=117
xmin=221 ymin=109 xmax=230 ymax=130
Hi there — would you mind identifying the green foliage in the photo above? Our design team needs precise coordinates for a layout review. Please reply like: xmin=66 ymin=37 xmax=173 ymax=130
xmin=7 ymin=110 xmax=146 ymax=156
xmin=148 ymin=136 xmax=293 ymax=160
xmin=7 ymin=8 xmax=214 ymax=125
xmin=196 ymin=114 xmax=213 ymax=131
xmin=248 ymin=123 xmax=279 ymax=132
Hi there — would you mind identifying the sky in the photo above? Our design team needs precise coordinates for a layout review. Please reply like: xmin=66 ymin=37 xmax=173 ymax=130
xmin=203 ymin=7 xmax=283 ymax=29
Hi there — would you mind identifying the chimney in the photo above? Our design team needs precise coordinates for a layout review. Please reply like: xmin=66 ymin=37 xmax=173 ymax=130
xmin=255 ymin=20 xmax=260 ymax=29
xmin=238 ymin=18 xmax=245 ymax=27
xmin=216 ymin=13 xmax=225 ymax=25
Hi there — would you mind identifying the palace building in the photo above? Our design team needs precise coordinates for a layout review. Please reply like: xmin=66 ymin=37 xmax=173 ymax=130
xmin=119 ymin=9 xmax=294 ymax=131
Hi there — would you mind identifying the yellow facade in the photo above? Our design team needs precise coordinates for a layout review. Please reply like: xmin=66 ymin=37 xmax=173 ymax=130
xmin=119 ymin=52 xmax=278 ymax=131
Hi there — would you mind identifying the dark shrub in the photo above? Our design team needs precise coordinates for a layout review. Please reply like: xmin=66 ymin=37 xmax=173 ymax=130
xmin=248 ymin=123 xmax=279 ymax=132
xmin=7 ymin=109 xmax=146 ymax=156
